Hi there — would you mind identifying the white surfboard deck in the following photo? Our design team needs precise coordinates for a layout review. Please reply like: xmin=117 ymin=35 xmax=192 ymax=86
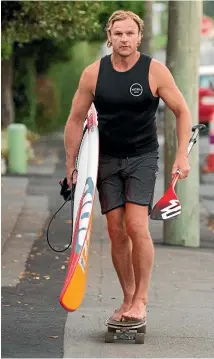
xmin=60 ymin=103 xmax=99 ymax=311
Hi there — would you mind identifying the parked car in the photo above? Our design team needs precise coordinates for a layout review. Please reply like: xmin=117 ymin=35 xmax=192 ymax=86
xmin=199 ymin=65 xmax=214 ymax=124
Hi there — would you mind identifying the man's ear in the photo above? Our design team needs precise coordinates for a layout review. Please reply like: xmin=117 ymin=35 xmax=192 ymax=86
xmin=107 ymin=31 xmax=112 ymax=47
xmin=138 ymin=33 xmax=143 ymax=47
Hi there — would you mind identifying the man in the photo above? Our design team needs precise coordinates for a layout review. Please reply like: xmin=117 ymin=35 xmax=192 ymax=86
xmin=64 ymin=10 xmax=191 ymax=322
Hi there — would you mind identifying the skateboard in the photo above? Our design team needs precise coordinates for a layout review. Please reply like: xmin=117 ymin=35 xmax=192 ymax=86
xmin=105 ymin=317 xmax=146 ymax=344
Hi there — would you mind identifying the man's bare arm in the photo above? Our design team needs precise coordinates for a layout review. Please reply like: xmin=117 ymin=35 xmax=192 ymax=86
xmin=64 ymin=67 xmax=94 ymax=184
xmin=154 ymin=61 xmax=192 ymax=157
xmin=152 ymin=60 xmax=192 ymax=178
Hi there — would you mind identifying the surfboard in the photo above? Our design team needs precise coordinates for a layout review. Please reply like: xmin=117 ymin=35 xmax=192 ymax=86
xmin=59 ymin=103 xmax=99 ymax=312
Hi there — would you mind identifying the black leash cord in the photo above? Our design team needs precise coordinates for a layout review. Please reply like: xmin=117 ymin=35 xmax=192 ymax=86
xmin=46 ymin=195 xmax=72 ymax=252
xmin=46 ymin=171 xmax=77 ymax=252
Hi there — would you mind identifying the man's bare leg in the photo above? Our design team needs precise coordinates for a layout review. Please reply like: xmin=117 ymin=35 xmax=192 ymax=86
xmin=123 ymin=204 xmax=154 ymax=321
xmin=106 ymin=207 xmax=135 ymax=321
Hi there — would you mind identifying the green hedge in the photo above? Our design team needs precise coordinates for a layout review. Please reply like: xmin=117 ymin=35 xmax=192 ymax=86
xmin=13 ymin=57 xmax=37 ymax=131
xmin=13 ymin=41 xmax=100 ymax=134
xmin=48 ymin=41 xmax=101 ymax=131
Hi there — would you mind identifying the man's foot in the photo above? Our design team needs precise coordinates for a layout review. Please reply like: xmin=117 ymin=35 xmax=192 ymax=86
xmin=111 ymin=302 xmax=132 ymax=321
xmin=122 ymin=299 xmax=147 ymax=321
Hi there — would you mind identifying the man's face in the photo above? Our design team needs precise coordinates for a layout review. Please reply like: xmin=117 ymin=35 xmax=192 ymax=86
xmin=108 ymin=17 xmax=141 ymax=57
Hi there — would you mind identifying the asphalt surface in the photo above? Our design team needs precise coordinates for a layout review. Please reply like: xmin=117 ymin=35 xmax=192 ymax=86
xmin=2 ymin=138 xmax=69 ymax=358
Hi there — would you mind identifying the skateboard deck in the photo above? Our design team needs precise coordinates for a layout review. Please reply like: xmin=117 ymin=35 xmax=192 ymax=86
xmin=105 ymin=317 xmax=146 ymax=344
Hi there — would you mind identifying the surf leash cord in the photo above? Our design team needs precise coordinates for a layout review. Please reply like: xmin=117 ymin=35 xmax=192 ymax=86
xmin=46 ymin=170 xmax=77 ymax=252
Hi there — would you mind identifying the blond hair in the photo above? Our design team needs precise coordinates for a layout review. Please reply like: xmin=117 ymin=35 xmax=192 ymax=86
xmin=106 ymin=10 xmax=144 ymax=47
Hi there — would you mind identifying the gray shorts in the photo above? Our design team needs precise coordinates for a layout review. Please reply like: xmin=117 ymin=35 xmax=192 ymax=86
xmin=97 ymin=150 xmax=159 ymax=215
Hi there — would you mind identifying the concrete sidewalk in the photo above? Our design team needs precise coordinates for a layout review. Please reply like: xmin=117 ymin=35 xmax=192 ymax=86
xmin=1 ymin=134 xmax=60 ymax=252
xmin=2 ymin=132 xmax=214 ymax=357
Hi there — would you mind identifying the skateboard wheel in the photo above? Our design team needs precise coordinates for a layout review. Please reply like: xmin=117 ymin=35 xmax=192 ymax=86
xmin=137 ymin=325 xmax=146 ymax=334
xmin=135 ymin=333 xmax=144 ymax=344
xmin=105 ymin=332 xmax=114 ymax=343
xmin=108 ymin=327 xmax=115 ymax=333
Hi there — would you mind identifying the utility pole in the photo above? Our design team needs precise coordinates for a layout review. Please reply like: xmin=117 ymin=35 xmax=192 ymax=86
xmin=163 ymin=0 xmax=202 ymax=247
xmin=140 ymin=0 xmax=153 ymax=56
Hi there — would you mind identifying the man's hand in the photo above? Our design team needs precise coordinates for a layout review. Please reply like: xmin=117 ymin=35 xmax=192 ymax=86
xmin=172 ymin=154 xmax=190 ymax=179
xmin=66 ymin=165 xmax=78 ymax=188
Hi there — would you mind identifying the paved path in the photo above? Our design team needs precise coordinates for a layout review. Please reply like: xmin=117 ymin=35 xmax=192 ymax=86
xmin=1 ymin=133 xmax=214 ymax=358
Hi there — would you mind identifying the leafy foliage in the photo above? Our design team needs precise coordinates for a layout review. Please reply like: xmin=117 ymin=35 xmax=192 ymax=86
xmin=48 ymin=41 xmax=101 ymax=132
xmin=2 ymin=1 xmax=145 ymax=58
xmin=13 ymin=55 xmax=37 ymax=131
xmin=2 ymin=0 xmax=146 ymax=132
xmin=1 ymin=1 xmax=104 ymax=59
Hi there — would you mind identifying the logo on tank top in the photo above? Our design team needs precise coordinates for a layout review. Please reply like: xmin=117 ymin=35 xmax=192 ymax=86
xmin=130 ymin=83 xmax=143 ymax=97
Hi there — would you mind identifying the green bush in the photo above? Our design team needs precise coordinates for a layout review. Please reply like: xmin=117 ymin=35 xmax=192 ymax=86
xmin=48 ymin=41 xmax=101 ymax=130
xmin=13 ymin=57 xmax=37 ymax=131
xmin=35 ymin=74 xmax=60 ymax=134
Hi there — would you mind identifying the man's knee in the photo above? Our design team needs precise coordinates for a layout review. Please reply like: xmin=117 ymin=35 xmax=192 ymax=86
xmin=106 ymin=208 xmax=128 ymax=244
xmin=107 ymin=220 xmax=127 ymax=242
xmin=125 ymin=204 xmax=151 ymax=242
xmin=126 ymin=218 xmax=151 ymax=242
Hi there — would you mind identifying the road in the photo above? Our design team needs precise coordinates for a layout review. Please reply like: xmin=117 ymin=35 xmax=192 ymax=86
xmin=1 ymin=133 xmax=214 ymax=358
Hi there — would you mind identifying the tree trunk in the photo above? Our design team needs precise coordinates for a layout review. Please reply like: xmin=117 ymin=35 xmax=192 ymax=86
xmin=1 ymin=58 xmax=14 ymax=129
xmin=163 ymin=0 xmax=202 ymax=247
xmin=140 ymin=1 xmax=153 ymax=56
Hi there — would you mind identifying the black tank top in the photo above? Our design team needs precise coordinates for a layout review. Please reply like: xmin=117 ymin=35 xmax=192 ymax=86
xmin=93 ymin=53 xmax=160 ymax=158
